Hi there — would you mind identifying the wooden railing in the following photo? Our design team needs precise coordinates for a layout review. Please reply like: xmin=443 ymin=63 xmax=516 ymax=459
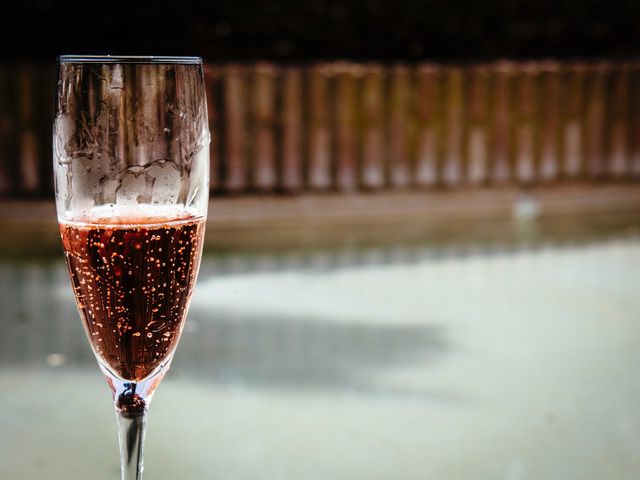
xmin=1 ymin=60 xmax=639 ymax=197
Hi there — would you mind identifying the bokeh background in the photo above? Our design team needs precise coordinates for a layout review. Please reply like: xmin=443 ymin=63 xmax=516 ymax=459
xmin=1 ymin=1 xmax=640 ymax=479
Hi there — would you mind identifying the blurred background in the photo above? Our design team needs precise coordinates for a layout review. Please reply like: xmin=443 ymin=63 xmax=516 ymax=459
xmin=2 ymin=1 xmax=640 ymax=479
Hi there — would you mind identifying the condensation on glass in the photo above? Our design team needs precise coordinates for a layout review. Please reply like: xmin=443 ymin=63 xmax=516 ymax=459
xmin=53 ymin=55 xmax=210 ymax=221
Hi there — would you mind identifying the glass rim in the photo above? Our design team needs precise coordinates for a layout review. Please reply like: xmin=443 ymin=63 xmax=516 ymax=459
xmin=58 ymin=55 xmax=203 ymax=65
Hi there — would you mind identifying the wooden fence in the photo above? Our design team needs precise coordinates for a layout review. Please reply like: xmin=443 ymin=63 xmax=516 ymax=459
xmin=1 ymin=60 xmax=640 ymax=197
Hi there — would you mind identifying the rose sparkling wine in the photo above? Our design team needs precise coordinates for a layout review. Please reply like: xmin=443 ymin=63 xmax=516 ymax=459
xmin=60 ymin=213 xmax=205 ymax=383
xmin=54 ymin=55 xmax=210 ymax=479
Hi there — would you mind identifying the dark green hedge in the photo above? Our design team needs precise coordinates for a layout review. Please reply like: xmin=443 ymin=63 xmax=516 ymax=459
xmin=3 ymin=0 xmax=639 ymax=62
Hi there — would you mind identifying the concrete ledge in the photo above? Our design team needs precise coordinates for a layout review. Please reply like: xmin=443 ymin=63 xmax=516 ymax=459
xmin=2 ymin=185 xmax=640 ymax=255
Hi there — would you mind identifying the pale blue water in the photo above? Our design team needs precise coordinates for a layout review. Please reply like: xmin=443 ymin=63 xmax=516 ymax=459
xmin=1 ymin=236 xmax=640 ymax=479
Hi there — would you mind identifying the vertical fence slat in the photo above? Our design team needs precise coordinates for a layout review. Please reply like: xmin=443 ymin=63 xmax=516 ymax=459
xmin=491 ymin=61 xmax=514 ymax=184
xmin=335 ymin=64 xmax=358 ymax=191
xmin=389 ymin=65 xmax=411 ymax=188
xmin=515 ymin=64 xmax=538 ymax=184
xmin=37 ymin=64 xmax=56 ymax=196
xmin=281 ymin=67 xmax=303 ymax=191
xmin=204 ymin=64 xmax=220 ymax=192
xmin=539 ymin=61 xmax=561 ymax=182
xmin=608 ymin=63 xmax=630 ymax=178
xmin=0 ymin=66 xmax=12 ymax=196
xmin=19 ymin=65 xmax=39 ymax=195
xmin=415 ymin=64 xmax=440 ymax=187
xmin=443 ymin=66 xmax=463 ymax=187
xmin=307 ymin=65 xmax=332 ymax=190
xmin=465 ymin=65 xmax=488 ymax=185
xmin=360 ymin=64 xmax=385 ymax=189
xmin=585 ymin=62 xmax=607 ymax=179
xmin=251 ymin=63 xmax=277 ymax=191
xmin=631 ymin=62 xmax=640 ymax=178
xmin=561 ymin=63 xmax=585 ymax=178
xmin=223 ymin=65 xmax=247 ymax=192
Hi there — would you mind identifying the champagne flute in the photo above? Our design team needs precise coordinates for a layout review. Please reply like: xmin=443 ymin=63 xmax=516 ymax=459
xmin=53 ymin=55 xmax=210 ymax=479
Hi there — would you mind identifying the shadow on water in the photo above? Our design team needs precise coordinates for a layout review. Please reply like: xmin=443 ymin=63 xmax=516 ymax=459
xmin=0 ymin=260 xmax=450 ymax=399
xmin=178 ymin=310 xmax=448 ymax=393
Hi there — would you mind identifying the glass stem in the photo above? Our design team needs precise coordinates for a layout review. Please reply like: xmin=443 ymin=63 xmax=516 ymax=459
xmin=117 ymin=408 xmax=147 ymax=480
xmin=114 ymin=381 xmax=150 ymax=480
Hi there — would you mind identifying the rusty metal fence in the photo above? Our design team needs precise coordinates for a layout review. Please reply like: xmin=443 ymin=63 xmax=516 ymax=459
xmin=1 ymin=60 xmax=639 ymax=197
